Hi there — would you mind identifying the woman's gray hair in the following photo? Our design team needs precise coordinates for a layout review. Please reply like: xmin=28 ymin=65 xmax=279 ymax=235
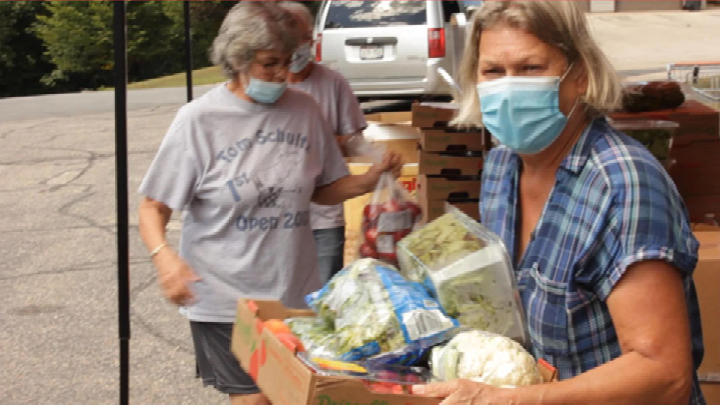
xmin=277 ymin=1 xmax=315 ymax=30
xmin=453 ymin=1 xmax=624 ymax=127
xmin=210 ymin=2 xmax=301 ymax=79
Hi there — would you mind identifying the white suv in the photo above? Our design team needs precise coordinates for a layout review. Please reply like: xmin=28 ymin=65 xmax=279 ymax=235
xmin=314 ymin=0 xmax=482 ymax=102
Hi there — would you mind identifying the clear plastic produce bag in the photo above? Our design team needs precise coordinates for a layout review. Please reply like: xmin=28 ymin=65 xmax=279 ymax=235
xmin=431 ymin=330 xmax=543 ymax=388
xmin=305 ymin=258 xmax=459 ymax=366
xmin=345 ymin=135 xmax=422 ymax=267
xmin=397 ymin=206 xmax=529 ymax=345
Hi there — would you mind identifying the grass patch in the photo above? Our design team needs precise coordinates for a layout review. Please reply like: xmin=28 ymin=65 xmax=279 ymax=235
xmin=101 ymin=66 xmax=225 ymax=91
xmin=128 ymin=66 xmax=224 ymax=89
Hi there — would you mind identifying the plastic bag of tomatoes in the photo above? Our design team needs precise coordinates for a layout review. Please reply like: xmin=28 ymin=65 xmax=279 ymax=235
xmin=359 ymin=173 xmax=422 ymax=266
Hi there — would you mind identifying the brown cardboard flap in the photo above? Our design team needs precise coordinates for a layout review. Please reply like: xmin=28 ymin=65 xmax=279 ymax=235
xmin=233 ymin=299 xmax=315 ymax=404
xmin=252 ymin=299 xmax=315 ymax=320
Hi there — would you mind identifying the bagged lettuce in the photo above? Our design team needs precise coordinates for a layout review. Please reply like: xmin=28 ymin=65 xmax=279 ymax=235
xmin=397 ymin=207 xmax=529 ymax=345
xmin=431 ymin=330 xmax=542 ymax=387
xmin=305 ymin=258 xmax=460 ymax=366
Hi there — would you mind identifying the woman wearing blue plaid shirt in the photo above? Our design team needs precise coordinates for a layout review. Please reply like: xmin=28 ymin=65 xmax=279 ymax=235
xmin=414 ymin=1 xmax=706 ymax=404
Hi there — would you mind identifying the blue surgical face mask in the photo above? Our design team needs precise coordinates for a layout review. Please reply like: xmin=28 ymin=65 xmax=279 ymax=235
xmin=289 ymin=43 xmax=313 ymax=73
xmin=244 ymin=77 xmax=287 ymax=104
xmin=476 ymin=66 xmax=578 ymax=154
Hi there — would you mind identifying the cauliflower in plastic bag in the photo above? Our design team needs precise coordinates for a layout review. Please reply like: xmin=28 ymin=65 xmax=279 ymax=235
xmin=431 ymin=331 xmax=542 ymax=387
xmin=305 ymin=258 xmax=459 ymax=365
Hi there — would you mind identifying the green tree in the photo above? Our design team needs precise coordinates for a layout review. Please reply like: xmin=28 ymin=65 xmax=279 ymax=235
xmin=0 ymin=1 xmax=58 ymax=98
xmin=34 ymin=1 xmax=188 ymax=88
xmin=161 ymin=1 xmax=239 ymax=70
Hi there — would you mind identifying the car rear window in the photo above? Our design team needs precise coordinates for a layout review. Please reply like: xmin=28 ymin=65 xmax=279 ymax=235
xmin=324 ymin=1 xmax=427 ymax=29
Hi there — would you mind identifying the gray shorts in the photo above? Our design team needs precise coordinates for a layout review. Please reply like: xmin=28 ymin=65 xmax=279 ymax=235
xmin=190 ymin=321 xmax=260 ymax=395
xmin=313 ymin=226 xmax=345 ymax=284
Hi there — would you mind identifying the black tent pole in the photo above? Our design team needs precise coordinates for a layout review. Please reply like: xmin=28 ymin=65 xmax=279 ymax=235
xmin=113 ymin=1 xmax=131 ymax=405
xmin=184 ymin=0 xmax=193 ymax=102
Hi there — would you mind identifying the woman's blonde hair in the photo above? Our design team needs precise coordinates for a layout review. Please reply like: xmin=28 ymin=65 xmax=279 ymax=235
xmin=453 ymin=1 xmax=623 ymax=127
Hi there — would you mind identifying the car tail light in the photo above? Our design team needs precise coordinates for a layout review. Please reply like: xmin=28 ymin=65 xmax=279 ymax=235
xmin=428 ymin=28 xmax=445 ymax=58
xmin=315 ymin=33 xmax=322 ymax=62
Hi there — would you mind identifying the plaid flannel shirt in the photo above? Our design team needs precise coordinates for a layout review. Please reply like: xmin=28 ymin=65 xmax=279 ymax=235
xmin=480 ymin=118 xmax=705 ymax=404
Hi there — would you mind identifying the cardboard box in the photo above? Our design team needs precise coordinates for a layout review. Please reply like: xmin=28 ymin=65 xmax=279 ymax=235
xmin=418 ymin=175 xmax=481 ymax=201
xmin=683 ymin=195 xmax=720 ymax=224
xmin=418 ymin=152 xmax=483 ymax=176
xmin=411 ymin=103 xmax=459 ymax=128
xmin=668 ymin=139 xmax=720 ymax=197
xmin=232 ymin=299 xmax=557 ymax=405
xmin=420 ymin=198 xmax=480 ymax=224
xmin=702 ymin=382 xmax=720 ymax=405
xmin=419 ymin=128 xmax=487 ymax=153
xmin=357 ymin=112 xmax=419 ymax=164
xmin=694 ymin=231 xmax=720 ymax=379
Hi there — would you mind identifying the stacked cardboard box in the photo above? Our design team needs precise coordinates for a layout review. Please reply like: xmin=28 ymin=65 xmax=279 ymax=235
xmin=412 ymin=103 xmax=490 ymax=223
xmin=691 ymin=226 xmax=720 ymax=403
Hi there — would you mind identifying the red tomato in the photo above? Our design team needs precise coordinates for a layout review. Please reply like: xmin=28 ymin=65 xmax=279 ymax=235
xmin=393 ymin=229 xmax=411 ymax=241
xmin=360 ymin=243 xmax=378 ymax=258
xmin=382 ymin=199 xmax=401 ymax=212
xmin=365 ymin=228 xmax=379 ymax=245
xmin=406 ymin=202 xmax=422 ymax=219
xmin=364 ymin=204 xmax=382 ymax=221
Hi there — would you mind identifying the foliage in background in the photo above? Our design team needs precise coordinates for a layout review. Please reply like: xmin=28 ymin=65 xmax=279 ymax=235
xmin=1 ymin=0 xmax=320 ymax=97
xmin=0 ymin=1 xmax=59 ymax=97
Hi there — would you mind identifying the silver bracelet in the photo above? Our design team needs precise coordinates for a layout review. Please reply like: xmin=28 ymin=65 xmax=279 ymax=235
xmin=150 ymin=243 xmax=168 ymax=258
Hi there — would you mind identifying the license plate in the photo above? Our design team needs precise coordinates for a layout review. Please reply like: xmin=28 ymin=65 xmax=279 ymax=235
xmin=359 ymin=45 xmax=384 ymax=60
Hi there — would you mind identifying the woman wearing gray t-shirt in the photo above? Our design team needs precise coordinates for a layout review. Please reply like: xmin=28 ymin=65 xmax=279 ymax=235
xmin=137 ymin=3 xmax=400 ymax=405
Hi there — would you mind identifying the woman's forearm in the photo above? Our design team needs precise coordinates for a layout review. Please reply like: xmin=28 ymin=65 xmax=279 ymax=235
xmin=507 ymin=352 xmax=691 ymax=405
xmin=312 ymin=174 xmax=374 ymax=205
xmin=138 ymin=197 xmax=173 ymax=254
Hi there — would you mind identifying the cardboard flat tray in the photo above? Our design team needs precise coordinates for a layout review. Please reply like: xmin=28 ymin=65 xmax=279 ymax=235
xmin=232 ymin=299 xmax=557 ymax=405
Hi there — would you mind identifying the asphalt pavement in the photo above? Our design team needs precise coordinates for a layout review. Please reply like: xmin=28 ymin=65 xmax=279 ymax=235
xmin=0 ymin=9 xmax=718 ymax=405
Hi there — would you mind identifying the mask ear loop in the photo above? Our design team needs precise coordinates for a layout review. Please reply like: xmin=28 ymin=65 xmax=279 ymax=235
xmin=559 ymin=62 xmax=582 ymax=120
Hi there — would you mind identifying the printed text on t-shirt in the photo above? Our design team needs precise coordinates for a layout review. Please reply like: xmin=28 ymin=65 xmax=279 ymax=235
xmin=235 ymin=210 xmax=310 ymax=231
xmin=216 ymin=128 xmax=310 ymax=164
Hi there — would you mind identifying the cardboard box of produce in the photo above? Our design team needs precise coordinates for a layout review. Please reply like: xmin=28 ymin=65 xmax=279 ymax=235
xmin=411 ymin=103 xmax=459 ymax=128
xmin=418 ymin=152 xmax=483 ymax=176
xmin=419 ymin=128 xmax=487 ymax=153
xmin=232 ymin=299 xmax=557 ymax=405
xmin=693 ymin=230 xmax=720 ymax=380
xmin=418 ymin=175 xmax=481 ymax=201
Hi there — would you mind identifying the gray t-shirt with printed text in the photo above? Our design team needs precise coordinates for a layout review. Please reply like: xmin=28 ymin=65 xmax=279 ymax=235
xmin=289 ymin=63 xmax=367 ymax=230
xmin=139 ymin=84 xmax=349 ymax=322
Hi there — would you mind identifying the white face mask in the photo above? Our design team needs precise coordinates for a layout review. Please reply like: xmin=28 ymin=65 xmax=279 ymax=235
xmin=289 ymin=43 xmax=313 ymax=73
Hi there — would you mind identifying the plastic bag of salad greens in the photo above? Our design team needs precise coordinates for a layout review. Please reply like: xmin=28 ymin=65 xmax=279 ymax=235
xmin=284 ymin=317 xmax=340 ymax=359
xmin=305 ymin=258 xmax=460 ymax=365
xmin=431 ymin=330 xmax=542 ymax=387
xmin=397 ymin=206 xmax=529 ymax=346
